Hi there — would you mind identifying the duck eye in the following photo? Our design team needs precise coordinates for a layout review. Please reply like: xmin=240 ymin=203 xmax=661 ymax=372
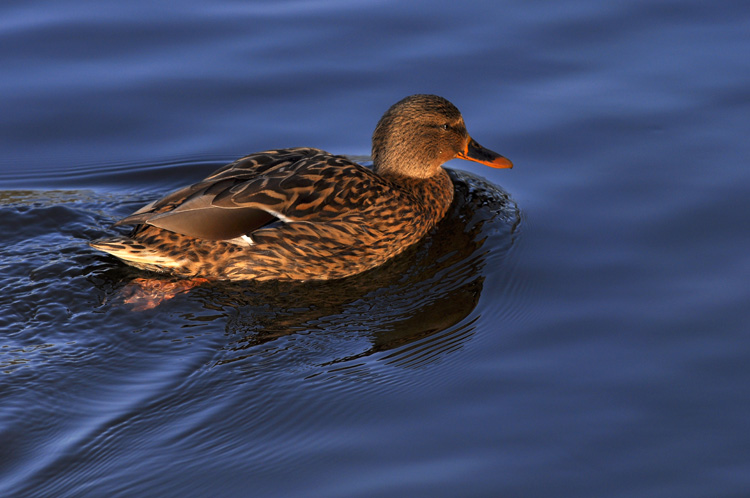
xmin=440 ymin=124 xmax=450 ymax=131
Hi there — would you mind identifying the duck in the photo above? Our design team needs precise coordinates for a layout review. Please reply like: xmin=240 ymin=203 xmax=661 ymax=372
xmin=90 ymin=94 xmax=512 ymax=281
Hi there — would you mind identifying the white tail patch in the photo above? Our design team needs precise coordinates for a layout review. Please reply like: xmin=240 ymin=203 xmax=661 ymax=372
xmin=90 ymin=239 xmax=184 ymax=268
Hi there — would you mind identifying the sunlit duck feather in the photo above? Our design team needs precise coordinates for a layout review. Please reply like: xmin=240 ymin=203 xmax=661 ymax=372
xmin=90 ymin=94 xmax=512 ymax=281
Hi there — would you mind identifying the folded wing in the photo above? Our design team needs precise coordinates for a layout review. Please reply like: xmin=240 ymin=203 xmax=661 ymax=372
xmin=113 ymin=148 xmax=374 ymax=240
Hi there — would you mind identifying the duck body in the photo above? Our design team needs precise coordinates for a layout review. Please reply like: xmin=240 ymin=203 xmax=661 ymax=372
xmin=91 ymin=95 xmax=512 ymax=281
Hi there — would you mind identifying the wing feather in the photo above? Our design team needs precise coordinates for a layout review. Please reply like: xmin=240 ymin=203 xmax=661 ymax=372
xmin=112 ymin=147 xmax=385 ymax=241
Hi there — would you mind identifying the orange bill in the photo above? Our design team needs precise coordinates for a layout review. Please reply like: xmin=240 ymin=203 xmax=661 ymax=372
xmin=457 ymin=137 xmax=513 ymax=168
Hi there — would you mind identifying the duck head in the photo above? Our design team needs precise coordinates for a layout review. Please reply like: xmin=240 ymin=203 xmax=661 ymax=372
xmin=372 ymin=94 xmax=513 ymax=179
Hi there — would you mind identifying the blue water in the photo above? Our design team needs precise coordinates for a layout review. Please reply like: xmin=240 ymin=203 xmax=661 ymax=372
xmin=2 ymin=0 xmax=750 ymax=496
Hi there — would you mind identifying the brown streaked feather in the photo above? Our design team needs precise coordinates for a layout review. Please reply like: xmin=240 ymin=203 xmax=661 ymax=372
xmin=114 ymin=148 xmax=337 ymax=239
xmin=115 ymin=148 xmax=326 ymax=224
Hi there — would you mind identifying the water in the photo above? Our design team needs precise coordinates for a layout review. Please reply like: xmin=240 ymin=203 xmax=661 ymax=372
xmin=1 ymin=0 xmax=749 ymax=496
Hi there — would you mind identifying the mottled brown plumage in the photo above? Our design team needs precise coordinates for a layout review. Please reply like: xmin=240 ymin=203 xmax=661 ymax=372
xmin=90 ymin=94 xmax=512 ymax=280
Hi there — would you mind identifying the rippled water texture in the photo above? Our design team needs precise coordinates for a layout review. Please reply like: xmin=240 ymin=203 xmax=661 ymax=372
xmin=1 ymin=170 xmax=522 ymax=497
xmin=2 ymin=0 xmax=749 ymax=496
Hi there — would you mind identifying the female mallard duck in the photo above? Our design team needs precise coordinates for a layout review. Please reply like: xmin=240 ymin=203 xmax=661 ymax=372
xmin=91 ymin=94 xmax=512 ymax=281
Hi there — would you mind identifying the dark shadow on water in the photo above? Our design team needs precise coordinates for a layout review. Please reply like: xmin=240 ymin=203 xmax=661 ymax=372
xmin=90 ymin=169 xmax=521 ymax=371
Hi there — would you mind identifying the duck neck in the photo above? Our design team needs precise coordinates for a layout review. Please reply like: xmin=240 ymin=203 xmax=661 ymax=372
xmin=379 ymin=166 xmax=454 ymax=218
xmin=373 ymin=154 xmax=442 ymax=180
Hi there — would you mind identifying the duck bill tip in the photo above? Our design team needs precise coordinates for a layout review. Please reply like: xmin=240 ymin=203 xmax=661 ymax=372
xmin=485 ymin=155 xmax=514 ymax=169
xmin=457 ymin=137 xmax=513 ymax=169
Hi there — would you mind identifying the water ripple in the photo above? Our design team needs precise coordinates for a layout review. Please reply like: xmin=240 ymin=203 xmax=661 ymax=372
xmin=0 ymin=165 xmax=522 ymax=496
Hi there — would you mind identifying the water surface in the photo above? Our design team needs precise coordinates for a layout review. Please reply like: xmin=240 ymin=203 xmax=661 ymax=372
xmin=1 ymin=0 xmax=749 ymax=496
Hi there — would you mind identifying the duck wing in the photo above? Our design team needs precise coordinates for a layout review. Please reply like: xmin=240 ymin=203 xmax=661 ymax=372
xmin=114 ymin=148 xmax=377 ymax=240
